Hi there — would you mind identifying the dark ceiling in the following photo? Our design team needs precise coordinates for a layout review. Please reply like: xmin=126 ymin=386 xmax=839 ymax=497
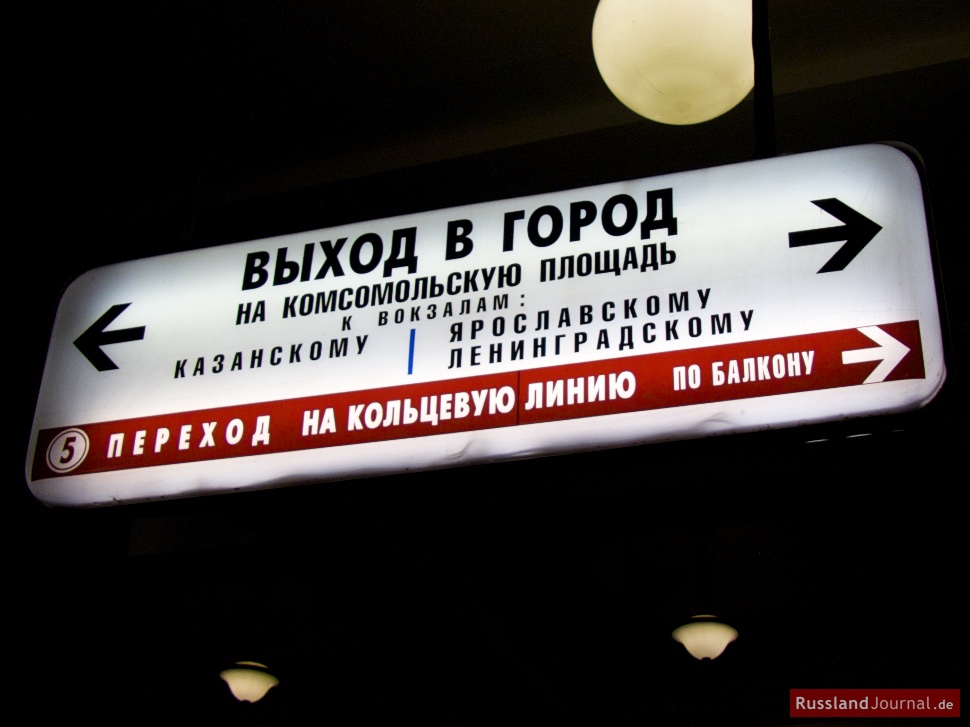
xmin=8 ymin=1 xmax=968 ymax=724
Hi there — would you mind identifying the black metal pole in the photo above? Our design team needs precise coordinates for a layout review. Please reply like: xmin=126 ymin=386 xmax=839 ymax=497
xmin=753 ymin=0 xmax=776 ymax=158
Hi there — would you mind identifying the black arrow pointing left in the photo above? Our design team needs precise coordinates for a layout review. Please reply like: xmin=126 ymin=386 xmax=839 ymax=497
xmin=74 ymin=303 xmax=146 ymax=371
xmin=788 ymin=198 xmax=882 ymax=273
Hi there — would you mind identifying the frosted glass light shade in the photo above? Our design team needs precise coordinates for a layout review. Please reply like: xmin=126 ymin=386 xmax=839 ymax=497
xmin=592 ymin=0 xmax=754 ymax=125
xmin=672 ymin=616 xmax=738 ymax=659
xmin=220 ymin=661 xmax=279 ymax=703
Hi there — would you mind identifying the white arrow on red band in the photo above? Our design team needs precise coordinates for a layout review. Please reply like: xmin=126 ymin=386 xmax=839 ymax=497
xmin=841 ymin=326 xmax=910 ymax=383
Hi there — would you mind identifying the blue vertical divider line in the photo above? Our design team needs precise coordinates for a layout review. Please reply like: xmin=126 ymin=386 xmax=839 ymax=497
xmin=408 ymin=328 xmax=416 ymax=374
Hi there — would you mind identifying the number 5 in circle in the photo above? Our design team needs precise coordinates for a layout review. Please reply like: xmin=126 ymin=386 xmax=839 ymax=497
xmin=46 ymin=428 xmax=90 ymax=474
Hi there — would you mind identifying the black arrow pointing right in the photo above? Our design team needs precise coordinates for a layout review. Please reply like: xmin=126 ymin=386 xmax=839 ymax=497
xmin=74 ymin=303 xmax=146 ymax=371
xmin=788 ymin=198 xmax=882 ymax=273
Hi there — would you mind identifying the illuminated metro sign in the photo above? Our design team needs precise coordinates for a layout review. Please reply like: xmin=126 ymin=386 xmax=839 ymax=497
xmin=27 ymin=144 xmax=946 ymax=507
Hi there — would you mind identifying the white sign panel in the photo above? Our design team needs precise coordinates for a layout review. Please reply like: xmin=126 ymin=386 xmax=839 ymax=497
xmin=27 ymin=144 xmax=946 ymax=507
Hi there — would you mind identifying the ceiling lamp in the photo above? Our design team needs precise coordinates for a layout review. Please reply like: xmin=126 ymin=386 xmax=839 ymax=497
xmin=672 ymin=615 xmax=738 ymax=660
xmin=220 ymin=661 xmax=279 ymax=703
xmin=592 ymin=0 xmax=755 ymax=125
